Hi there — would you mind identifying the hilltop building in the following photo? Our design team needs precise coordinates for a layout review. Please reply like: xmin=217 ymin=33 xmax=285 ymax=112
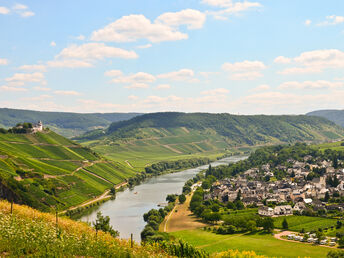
xmin=32 ymin=121 xmax=43 ymax=133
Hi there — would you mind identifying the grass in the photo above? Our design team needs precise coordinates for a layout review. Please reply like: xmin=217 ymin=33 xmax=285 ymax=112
xmin=273 ymin=216 xmax=339 ymax=232
xmin=170 ymin=229 xmax=332 ymax=258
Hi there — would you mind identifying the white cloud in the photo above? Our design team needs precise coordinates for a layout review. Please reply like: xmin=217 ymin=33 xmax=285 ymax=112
xmin=156 ymin=84 xmax=171 ymax=89
xmin=0 ymin=85 xmax=27 ymax=92
xmin=0 ymin=6 xmax=10 ymax=14
xmin=250 ymin=84 xmax=270 ymax=92
xmin=12 ymin=4 xmax=27 ymax=10
xmin=75 ymin=35 xmax=85 ymax=40
xmin=112 ymin=72 xmax=156 ymax=84
xmin=222 ymin=60 xmax=266 ymax=72
xmin=47 ymin=59 xmax=93 ymax=68
xmin=278 ymin=80 xmax=343 ymax=90
xmin=278 ymin=66 xmax=322 ymax=75
xmin=276 ymin=49 xmax=344 ymax=75
xmin=104 ymin=70 xmax=123 ymax=77
xmin=90 ymin=14 xmax=188 ymax=43
xmin=54 ymin=90 xmax=80 ymax=96
xmin=20 ymin=11 xmax=34 ymax=17
xmin=5 ymin=72 xmax=45 ymax=84
xmin=318 ymin=15 xmax=344 ymax=26
xmin=124 ymin=83 xmax=150 ymax=89
xmin=222 ymin=60 xmax=265 ymax=80
xmin=274 ymin=56 xmax=291 ymax=64
xmin=21 ymin=95 xmax=52 ymax=101
xmin=136 ymin=44 xmax=153 ymax=49
xmin=128 ymin=95 xmax=139 ymax=100
xmin=50 ymin=41 xmax=56 ymax=47
xmin=0 ymin=58 xmax=8 ymax=65
xmin=201 ymin=88 xmax=229 ymax=95
xmin=203 ymin=0 xmax=262 ymax=19
xmin=33 ymin=86 xmax=51 ymax=91
xmin=57 ymin=43 xmax=138 ymax=60
xmin=156 ymin=9 xmax=206 ymax=30
xmin=304 ymin=19 xmax=312 ymax=26
xmin=157 ymin=69 xmax=195 ymax=81
xmin=18 ymin=64 xmax=47 ymax=72
xmin=199 ymin=71 xmax=220 ymax=78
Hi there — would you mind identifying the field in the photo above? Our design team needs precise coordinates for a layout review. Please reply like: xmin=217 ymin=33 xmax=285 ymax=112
xmin=312 ymin=140 xmax=344 ymax=152
xmin=0 ymin=130 xmax=136 ymax=211
xmin=82 ymin=127 xmax=248 ymax=172
xmin=170 ymin=229 xmax=332 ymax=257
xmin=274 ymin=215 xmax=339 ymax=232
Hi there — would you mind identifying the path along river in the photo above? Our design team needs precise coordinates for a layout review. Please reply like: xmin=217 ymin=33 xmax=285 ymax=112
xmin=80 ymin=156 xmax=247 ymax=241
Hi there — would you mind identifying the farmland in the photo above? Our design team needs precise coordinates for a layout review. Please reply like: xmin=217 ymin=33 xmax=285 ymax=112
xmin=170 ymin=229 xmax=331 ymax=257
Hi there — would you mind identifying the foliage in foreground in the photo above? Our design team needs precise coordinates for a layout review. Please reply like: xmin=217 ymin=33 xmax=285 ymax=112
xmin=0 ymin=200 xmax=164 ymax=257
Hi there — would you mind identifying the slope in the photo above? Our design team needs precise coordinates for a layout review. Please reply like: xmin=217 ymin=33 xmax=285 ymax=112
xmin=307 ymin=109 xmax=344 ymax=127
xmin=0 ymin=107 xmax=141 ymax=137
xmin=0 ymin=129 xmax=136 ymax=212
xmin=77 ymin=112 xmax=344 ymax=171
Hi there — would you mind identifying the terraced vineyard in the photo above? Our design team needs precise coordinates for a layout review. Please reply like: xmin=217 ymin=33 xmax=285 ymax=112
xmin=0 ymin=130 xmax=136 ymax=211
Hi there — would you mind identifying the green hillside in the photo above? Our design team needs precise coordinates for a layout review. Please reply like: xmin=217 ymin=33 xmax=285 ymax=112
xmin=0 ymin=108 xmax=141 ymax=137
xmin=0 ymin=129 xmax=136 ymax=212
xmin=77 ymin=112 xmax=344 ymax=171
xmin=307 ymin=109 xmax=344 ymax=127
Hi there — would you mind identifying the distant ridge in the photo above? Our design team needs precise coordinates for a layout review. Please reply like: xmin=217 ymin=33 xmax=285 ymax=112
xmin=307 ymin=109 xmax=344 ymax=127
xmin=0 ymin=108 xmax=142 ymax=137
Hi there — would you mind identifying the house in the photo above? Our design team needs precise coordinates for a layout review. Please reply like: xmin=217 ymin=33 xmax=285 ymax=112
xmin=274 ymin=205 xmax=293 ymax=216
xmin=293 ymin=202 xmax=306 ymax=213
xmin=258 ymin=206 xmax=274 ymax=216
xmin=32 ymin=121 xmax=43 ymax=132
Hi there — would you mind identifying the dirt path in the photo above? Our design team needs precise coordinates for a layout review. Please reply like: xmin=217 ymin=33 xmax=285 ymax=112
xmin=160 ymin=193 xmax=207 ymax=232
xmin=125 ymin=160 xmax=134 ymax=169
xmin=60 ymin=189 xmax=111 ymax=214
xmin=162 ymin=144 xmax=182 ymax=154
xmin=273 ymin=230 xmax=336 ymax=249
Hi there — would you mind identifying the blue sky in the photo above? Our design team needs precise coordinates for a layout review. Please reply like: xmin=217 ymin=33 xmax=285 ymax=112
xmin=1 ymin=0 xmax=344 ymax=114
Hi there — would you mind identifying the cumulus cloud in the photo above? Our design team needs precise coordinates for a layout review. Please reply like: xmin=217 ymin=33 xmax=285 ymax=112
xmin=157 ymin=69 xmax=196 ymax=81
xmin=54 ymin=90 xmax=81 ymax=96
xmin=156 ymin=84 xmax=171 ymax=89
xmin=112 ymin=72 xmax=156 ymax=84
xmin=50 ymin=41 xmax=56 ymax=47
xmin=136 ymin=44 xmax=152 ymax=49
xmin=0 ymin=58 xmax=8 ymax=65
xmin=18 ymin=64 xmax=47 ymax=72
xmin=222 ymin=60 xmax=265 ymax=80
xmin=0 ymin=6 xmax=10 ymax=14
xmin=128 ymin=95 xmax=139 ymax=100
xmin=0 ymin=85 xmax=27 ymax=92
xmin=91 ymin=14 xmax=188 ymax=43
xmin=12 ymin=3 xmax=27 ymax=10
xmin=274 ymin=56 xmax=291 ymax=64
xmin=156 ymin=9 xmax=206 ymax=29
xmin=33 ymin=86 xmax=51 ymax=91
xmin=104 ymin=70 xmax=123 ymax=77
xmin=5 ymin=72 xmax=45 ymax=84
xmin=201 ymin=88 xmax=229 ymax=95
xmin=304 ymin=19 xmax=312 ymax=26
xmin=202 ymin=0 xmax=262 ymax=20
xmin=318 ymin=15 xmax=344 ymax=26
xmin=47 ymin=59 xmax=93 ymax=68
xmin=250 ymin=84 xmax=270 ymax=92
xmin=124 ymin=83 xmax=150 ymax=89
xmin=278 ymin=80 xmax=343 ymax=90
xmin=57 ymin=43 xmax=138 ymax=60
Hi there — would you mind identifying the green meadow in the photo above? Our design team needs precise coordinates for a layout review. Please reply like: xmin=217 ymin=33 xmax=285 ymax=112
xmin=273 ymin=216 xmax=339 ymax=232
xmin=170 ymin=229 xmax=331 ymax=258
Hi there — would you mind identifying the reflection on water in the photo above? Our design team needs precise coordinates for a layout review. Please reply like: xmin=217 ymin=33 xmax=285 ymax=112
xmin=80 ymin=156 xmax=247 ymax=241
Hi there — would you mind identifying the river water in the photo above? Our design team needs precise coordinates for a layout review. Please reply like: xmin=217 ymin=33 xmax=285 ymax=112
xmin=80 ymin=156 xmax=247 ymax=241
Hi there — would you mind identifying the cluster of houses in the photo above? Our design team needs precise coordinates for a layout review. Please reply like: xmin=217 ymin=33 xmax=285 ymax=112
xmin=206 ymin=156 xmax=344 ymax=216
xmin=15 ymin=121 xmax=43 ymax=133
xmin=287 ymin=233 xmax=337 ymax=246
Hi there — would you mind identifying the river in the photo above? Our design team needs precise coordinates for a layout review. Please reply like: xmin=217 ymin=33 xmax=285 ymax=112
xmin=80 ymin=156 xmax=247 ymax=241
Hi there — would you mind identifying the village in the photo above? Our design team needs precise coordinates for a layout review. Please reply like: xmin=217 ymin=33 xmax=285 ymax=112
xmin=206 ymin=155 xmax=344 ymax=217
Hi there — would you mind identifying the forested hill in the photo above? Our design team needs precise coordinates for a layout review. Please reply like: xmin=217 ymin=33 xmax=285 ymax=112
xmin=307 ymin=109 xmax=344 ymax=127
xmin=0 ymin=108 xmax=142 ymax=137
xmin=84 ymin=112 xmax=344 ymax=145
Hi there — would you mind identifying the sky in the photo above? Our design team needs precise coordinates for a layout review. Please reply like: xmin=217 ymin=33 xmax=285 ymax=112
xmin=1 ymin=0 xmax=344 ymax=114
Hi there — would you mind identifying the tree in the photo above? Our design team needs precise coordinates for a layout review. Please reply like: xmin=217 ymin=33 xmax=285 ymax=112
xmin=339 ymin=236 xmax=344 ymax=248
xmin=327 ymin=250 xmax=344 ymax=258
xmin=333 ymin=155 xmax=339 ymax=169
xmin=282 ymin=218 xmax=288 ymax=230
xmin=201 ymin=180 xmax=211 ymax=189
xmin=325 ymin=191 xmax=330 ymax=202
xmin=166 ymin=194 xmax=177 ymax=203
xmin=263 ymin=217 xmax=274 ymax=232
xmin=246 ymin=220 xmax=257 ymax=232
xmin=93 ymin=212 xmax=119 ymax=237
xmin=179 ymin=194 xmax=186 ymax=204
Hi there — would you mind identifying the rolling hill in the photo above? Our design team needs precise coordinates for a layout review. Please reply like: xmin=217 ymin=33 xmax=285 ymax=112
xmin=0 ymin=129 xmax=136 ymax=211
xmin=307 ymin=109 xmax=344 ymax=127
xmin=0 ymin=108 xmax=142 ymax=137
xmin=77 ymin=112 xmax=344 ymax=171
